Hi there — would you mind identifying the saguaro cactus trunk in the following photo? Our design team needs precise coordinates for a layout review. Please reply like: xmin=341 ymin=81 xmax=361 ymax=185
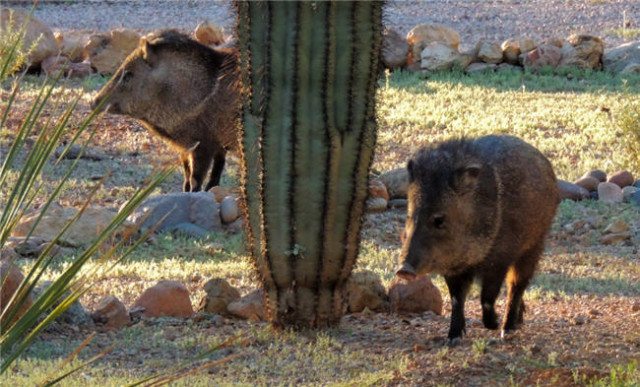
xmin=236 ymin=1 xmax=383 ymax=328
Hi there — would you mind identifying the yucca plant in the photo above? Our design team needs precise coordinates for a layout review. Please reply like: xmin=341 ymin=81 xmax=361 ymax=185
xmin=0 ymin=9 xmax=174 ymax=380
xmin=236 ymin=1 xmax=383 ymax=328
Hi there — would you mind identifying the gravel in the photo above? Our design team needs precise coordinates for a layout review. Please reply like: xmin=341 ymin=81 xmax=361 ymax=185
xmin=6 ymin=0 xmax=640 ymax=51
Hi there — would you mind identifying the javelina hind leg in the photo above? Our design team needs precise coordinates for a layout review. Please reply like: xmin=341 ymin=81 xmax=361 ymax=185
xmin=180 ymin=153 xmax=192 ymax=192
xmin=480 ymin=265 xmax=508 ymax=330
xmin=205 ymin=149 xmax=227 ymax=191
xmin=444 ymin=270 xmax=474 ymax=344
xmin=502 ymin=245 xmax=542 ymax=335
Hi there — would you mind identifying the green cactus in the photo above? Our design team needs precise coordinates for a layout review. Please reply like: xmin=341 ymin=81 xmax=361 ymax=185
xmin=236 ymin=1 xmax=383 ymax=328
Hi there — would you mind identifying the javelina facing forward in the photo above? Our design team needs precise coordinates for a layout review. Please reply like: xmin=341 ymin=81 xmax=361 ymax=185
xmin=397 ymin=135 xmax=559 ymax=343
xmin=92 ymin=30 xmax=239 ymax=191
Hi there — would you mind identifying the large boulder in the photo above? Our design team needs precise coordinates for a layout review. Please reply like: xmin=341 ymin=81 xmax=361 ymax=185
xmin=1 ymin=261 xmax=33 ymax=326
xmin=420 ymin=42 xmax=460 ymax=71
xmin=388 ymin=275 xmax=442 ymax=315
xmin=85 ymin=28 xmax=140 ymax=74
xmin=133 ymin=280 xmax=193 ymax=318
xmin=0 ymin=8 xmax=58 ymax=68
xmin=559 ymin=34 xmax=604 ymax=69
xmin=476 ymin=39 xmax=503 ymax=64
xmin=54 ymin=30 xmax=89 ymax=62
xmin=603 ymin=41 xmax=640 ymax=74
xmin=127 ymin=192 xmax=221 ymax=234
xmin=91 ymin=295 xmax=130 ymax=330
xmin=345 ymin=270 xmax=388 ymax=313
xmin=198 ymin=278 xmax=240 ymax=315
xmin=407 ymin=24 xmax=460 ymax=68
xmin=523 ymin=44 xmax=562 ymax=70
xmin=227 ymin=289 xmax=267 ymax=321
xmin=381 ymin=28 xmax=409 ymax=70
xmin=377 ymin=168 xmax=409 ymax=199
xmin=12 ymin=203 xmax=135 ymax=247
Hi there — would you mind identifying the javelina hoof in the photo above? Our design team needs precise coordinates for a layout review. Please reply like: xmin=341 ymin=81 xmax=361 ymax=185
xmin=447 ymin=337 xmax=462 ymax=347
xmin=500 ymin=329 xmax=516 ymax=340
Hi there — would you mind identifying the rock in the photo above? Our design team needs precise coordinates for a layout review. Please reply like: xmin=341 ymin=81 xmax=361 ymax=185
xmin=172 ymin=222 xmax=210 ymax=239
xmin=1 ymin=246 xmax=19 ymax=261
xmin=465 ymin=62 xmax=497 ymax=74
xmin=589 ymin=191 xmax=599 ymax=201
xmin=54 ymin=144 xmax=105 ymax=161
xmin=476 ymin=40 xmax=503 ymax=64
xmin=225 ymin=217 xmax=246 ymax=233
xmin=523 ymin=44 xmax=562 ymax=70
xmin=407 ymin=23 xmax=460 ymax=67
xmin=559 ymin=34 xmax=604 ymax=69
xmin=388 ymin=199 xmax=408 ymax=209
xmin=635 ymin=180 xmax=640 ymax=188
xmin=133 ymin=280 xmax=193 ymax=318
xmin=194 ymin=19 xmax=225 ymax=46
xmin=603 ymin=218 xmax=629 ymax=234
xmin=603 ymin=42 xmax=640 ymax=73
xmin=220 ymin=196 xmax=240 ymax=224
xmin=198 ymin=278 xmax=240 ymax=315
xmin=41 ymin=56 xmax=92 ymax=78
xmin=420 ymin=42 xmax=460 ymax=71
xmin=598 ymin=182 xmax=623 ymax=204
xmin=227 ymin=289 xmax=267 ymax=321
xmin=85 ymin=28 xmax=140 ymax=74
xmin=0 ymin=8 xmax=58 ymax=68
xmin=543 ymin=37 xmax=564 ymax=48
xmin=12 ymin=203 xmax=135 ymax=247
xmin=583 ymin=169 xmax=607 ymax=182
xmin=91 ymin=295 xmax=130 ymax=330
xmin=496 ymin=63 xmax=520 ymax=72
xmin=389 ymin=275 xmax=442 ymax=315
xmin=35 ymin=281 xmax=93 ymax=327
xmin=128 ymin=192 xmax=221 ymax=234
xmin=209 ymin=186 xmax=241 ymax=203
xmin=13 ymin=236 xmax=62 ymax=258
xmin=623 ymin=186 xmax=639 ymax=202
xmin=573 ymin=176 xmax=600 ymax=192
xmin=557 ymin=179 xmax=590 ymax=201
xmin=598 ymin=232 xmax=631 ymax=245
xmin=381 ymin=28 xmax=409 ymax=69
xmin=620 ymin=63 xmax=640 ymax=74
xmin=54 ymin=30 xmax=89 ymax=62
xmin=366 ymin=198 xmax=388 ymax=212
xmin=1 ymin=261 xmax=33 ymax=325
xmin=518 ymin=38 xmax=538 ymax=54
xmin=501 ymin=38 xmax=521 ymax=64
xmin=368 ymin=179 xmax=389 ymax=201
xmin=377 ymin=168 xmax=409 ymax=199
xmin=630 ymin=190 xmax=640 ymax=207
xmin=346 ymin=270 xmax=388 ymax=313
xmin=607 ymin=170 xmax=634 ymax=188
xmin=204 ymin=242 xmax=224 ymax=256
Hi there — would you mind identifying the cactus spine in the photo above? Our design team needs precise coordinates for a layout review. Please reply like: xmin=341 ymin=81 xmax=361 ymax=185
xmin=236 ymin=1 xmax=383 ymax=328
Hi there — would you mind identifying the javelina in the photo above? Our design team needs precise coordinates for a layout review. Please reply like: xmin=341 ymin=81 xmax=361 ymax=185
xmin=396 ymin=135 xmax=559 ymax=343
xmin=92 ymin=30 xmax=239 ymax=191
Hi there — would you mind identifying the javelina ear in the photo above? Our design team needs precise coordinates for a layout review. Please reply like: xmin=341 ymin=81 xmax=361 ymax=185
xmin=407 ymin=159 xmax=415 ymax=182
xmin=140 ymin=38 xmax=156 ymax=64
xmin=454 ymin=163 xmax=481 ymax=193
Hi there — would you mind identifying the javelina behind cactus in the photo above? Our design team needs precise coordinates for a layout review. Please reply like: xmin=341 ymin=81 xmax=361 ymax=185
xmin=397 ymin=135 xmax=559 ymax=343
xmin=92 ymin=30 xmax=239 ymax=192
xmin=236 ymin=2 xmax=383 ymax=328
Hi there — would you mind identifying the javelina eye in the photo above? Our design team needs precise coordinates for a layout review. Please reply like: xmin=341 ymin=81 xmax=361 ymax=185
xmin=122 ymin=71 xmax=133 ymax=82
xmin=432 ymin=215 xmax=446 ymax=229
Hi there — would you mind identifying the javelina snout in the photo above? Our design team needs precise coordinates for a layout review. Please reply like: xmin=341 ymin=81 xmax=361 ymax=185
xmin=92 ymin=30 xmax=239 ymax=192
xmin=398 ymin=135 xmax=559 ymax=344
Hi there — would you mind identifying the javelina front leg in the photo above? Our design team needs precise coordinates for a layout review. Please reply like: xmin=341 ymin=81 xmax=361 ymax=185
xmin=444 ymin=270 xmax=474 ymax=344
xmin=189 ymin=148 xmax=215 ymax=192
xmin=180 ymin=153 xmax=192 ymax=192
xmin=480 ymin=265 xmax=508 ymax=330
xmin=502 ymin=246 xmax=541 ymax=336
xmin=204 ymin=149 xmax=226 ymax=191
